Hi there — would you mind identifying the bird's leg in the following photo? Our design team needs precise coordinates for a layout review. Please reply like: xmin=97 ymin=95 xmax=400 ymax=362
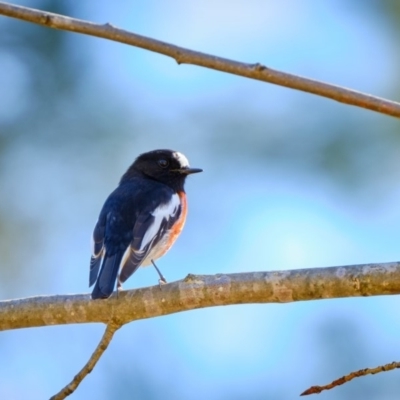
xmin=116 ymin=279 xmax=123 ymax=298
xmin=151 ymin=259 xmax=167 ymax=287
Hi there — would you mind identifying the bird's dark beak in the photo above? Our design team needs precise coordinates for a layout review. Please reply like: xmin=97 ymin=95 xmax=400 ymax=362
xmin=177 ymin=167 xmax=203 ymax=175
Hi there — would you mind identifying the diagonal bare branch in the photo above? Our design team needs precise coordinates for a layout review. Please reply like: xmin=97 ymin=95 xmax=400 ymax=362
xmin=50 ymin=322 xmax=121 ymax=400
xmin=1 ymin=262 xmax=400 ymax=332
xmin=0 ymin=1 xmax=399 ymax=117
xmin=301 ymin=361 xmax=400 ymax=396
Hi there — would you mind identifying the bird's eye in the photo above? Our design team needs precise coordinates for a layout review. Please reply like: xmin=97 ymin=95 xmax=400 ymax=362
xmin=158 ymin=159 xmax=169 ymax=168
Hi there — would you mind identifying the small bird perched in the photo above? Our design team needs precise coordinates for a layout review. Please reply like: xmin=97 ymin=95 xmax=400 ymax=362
xmin=89 ymin=149 xmax=202 ymax=299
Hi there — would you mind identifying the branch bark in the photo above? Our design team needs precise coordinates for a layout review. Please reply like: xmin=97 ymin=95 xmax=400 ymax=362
xmin=0 ymin=1 xmax=399 ymax=118
xmin=50 ymin=322 xmax=120 ymax=400
xmin=1 ymin=262 xmax=400 ymax=332
xmin=301 ymin=361 xmax=400 ymax=396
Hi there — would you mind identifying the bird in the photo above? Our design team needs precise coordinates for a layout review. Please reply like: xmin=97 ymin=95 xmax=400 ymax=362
xmin=89 ymin=149 xmax=202 ymax=299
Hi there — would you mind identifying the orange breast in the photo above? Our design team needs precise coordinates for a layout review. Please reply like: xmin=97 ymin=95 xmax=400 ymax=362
xmin=141 ymin=191 xmax=188 ymax=265
xmin=167 ymin=191 xmax=187 ymax=248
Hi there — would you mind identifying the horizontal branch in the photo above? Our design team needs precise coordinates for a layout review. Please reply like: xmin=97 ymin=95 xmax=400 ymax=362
xmin=0 ymin=2 xmax=399 ymax=117
xmin=1 ymin=262 xmax=400 ymax=331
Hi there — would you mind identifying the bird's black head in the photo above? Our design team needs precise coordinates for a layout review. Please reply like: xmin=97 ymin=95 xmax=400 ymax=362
xmin=120 ymin=149 xmax=202 ymax=191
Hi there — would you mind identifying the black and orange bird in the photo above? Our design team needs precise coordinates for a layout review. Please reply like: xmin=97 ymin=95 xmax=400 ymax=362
xmin=89 ymin=149 xmax=202 ymax=299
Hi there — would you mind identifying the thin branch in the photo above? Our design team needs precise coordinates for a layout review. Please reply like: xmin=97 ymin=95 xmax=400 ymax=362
xmin=1 ymin=262 xmax=400 ymax=332
xmin=0 ymin=2 xmax=399 ymax=117
xmin=301 ymin=361 xmax=400 ymax=396
xmin=50 ymin=322 xmax=121 ymax=400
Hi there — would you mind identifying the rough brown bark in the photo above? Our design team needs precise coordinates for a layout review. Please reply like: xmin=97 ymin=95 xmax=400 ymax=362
xmin=1 ymin=262 xmax=399 ymax=332
xmin=301 ymin=361 xmax=400 ymax=396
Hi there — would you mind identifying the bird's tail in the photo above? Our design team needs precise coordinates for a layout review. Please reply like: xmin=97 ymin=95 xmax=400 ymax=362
xmin=91 ymin=252 xmax=123 ymax=299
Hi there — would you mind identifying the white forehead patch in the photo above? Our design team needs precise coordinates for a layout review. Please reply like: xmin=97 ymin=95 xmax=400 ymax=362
xmin=173 ymin=151 xmax=189 ymax=168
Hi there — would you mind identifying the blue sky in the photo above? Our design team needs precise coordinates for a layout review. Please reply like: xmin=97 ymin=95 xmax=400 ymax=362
xmin=1 ymin=1 xmax=400 ymax=399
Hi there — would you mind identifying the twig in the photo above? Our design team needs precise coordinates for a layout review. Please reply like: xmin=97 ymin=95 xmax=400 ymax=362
xmin=50 ymin=322 xmax=121 ymax=400
xmin=301 ymin=361 xmax=400 ymax=396
xmin=0 ymin=1 xmax=399 ymax=117
xmin=1 ymin=262 xmax=400 ymax=332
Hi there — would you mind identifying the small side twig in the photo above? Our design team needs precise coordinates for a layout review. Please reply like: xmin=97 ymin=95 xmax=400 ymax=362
xmin=50 ymin=321 xmax=121 ymax=400
xmin=301 ymin=361 xmax=400 ymax=396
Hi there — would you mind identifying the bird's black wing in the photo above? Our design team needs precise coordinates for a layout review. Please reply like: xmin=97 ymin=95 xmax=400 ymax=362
xmin=90 ymin=208 xmax=133 ymax=299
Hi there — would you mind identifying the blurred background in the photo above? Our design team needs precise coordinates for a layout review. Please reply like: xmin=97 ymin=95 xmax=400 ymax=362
xmin=1 ymin=0 xmax=400 ymax=399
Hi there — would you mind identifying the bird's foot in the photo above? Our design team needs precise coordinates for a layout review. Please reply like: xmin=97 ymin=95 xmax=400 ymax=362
xmin=158 ymin=277 xmax=167 ymax=289
xmin=116 ymin=281 xmax=123 ymax=298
